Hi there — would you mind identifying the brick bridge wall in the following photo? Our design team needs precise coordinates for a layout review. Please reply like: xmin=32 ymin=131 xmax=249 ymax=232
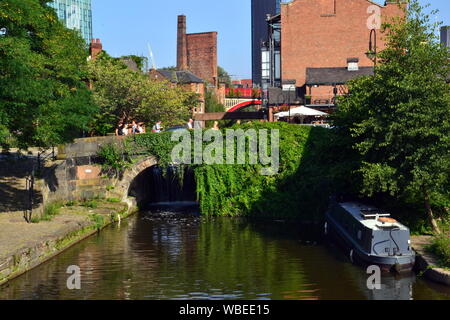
xmin=38 ymin=137 xmax=157 ymax=214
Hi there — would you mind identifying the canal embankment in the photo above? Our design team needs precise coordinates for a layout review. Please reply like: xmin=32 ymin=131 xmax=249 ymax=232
xmin=1 ymin=125 xmax=449 ymax=289
xmin=412 ymin=236 xmax=450 ymax=286
xmin=0 ymin=200 xmax=134 ymax=286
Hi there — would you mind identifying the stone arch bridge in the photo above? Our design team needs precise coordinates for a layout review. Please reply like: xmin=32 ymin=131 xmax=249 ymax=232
xmin=43 ymin=137 xmax=162 ymax=212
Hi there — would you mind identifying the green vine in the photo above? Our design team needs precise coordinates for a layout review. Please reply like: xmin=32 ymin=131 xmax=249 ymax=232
xmin=96 ymin=123 xmax=337 ymax=219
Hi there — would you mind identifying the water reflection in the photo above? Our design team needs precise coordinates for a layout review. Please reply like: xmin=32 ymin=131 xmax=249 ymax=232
xmin=0 ymin=211 xmax=449 ymax=300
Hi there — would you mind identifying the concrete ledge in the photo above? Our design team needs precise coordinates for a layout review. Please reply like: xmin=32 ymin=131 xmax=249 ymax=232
xmin=0 ymin=222 xmax=98 ymax=286
xmin=415 ymin=254 xmax=450 ymax=286
xmin=0 ymin=201 xmax=137 ymax=287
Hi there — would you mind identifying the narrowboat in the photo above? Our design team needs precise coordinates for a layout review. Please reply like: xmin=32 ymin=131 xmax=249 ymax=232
xmin=325 ymin=202 xmax=415 ymax=273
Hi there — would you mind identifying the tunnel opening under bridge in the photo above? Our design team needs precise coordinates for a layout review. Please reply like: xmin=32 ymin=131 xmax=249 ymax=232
xmin=128 ymin=164 xmax=197 ymax=212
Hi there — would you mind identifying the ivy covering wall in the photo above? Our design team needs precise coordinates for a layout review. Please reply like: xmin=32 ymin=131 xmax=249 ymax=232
xmin=194 ymin=122 xmax=336 ymax=220
xmin=100 ymin=122 xmax=343 ymax=220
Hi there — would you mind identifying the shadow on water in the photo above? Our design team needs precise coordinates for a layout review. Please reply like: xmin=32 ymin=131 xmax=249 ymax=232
xmin=1 ymin=146 xmax=449 ymax=299
xmin=1 ymin=210 xmax=449 ymax=300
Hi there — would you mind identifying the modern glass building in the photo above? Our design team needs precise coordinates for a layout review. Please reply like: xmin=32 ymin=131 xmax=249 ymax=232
xmin=48 ymin=0 xmax=93 ymax=43
xmin=251 ymin=0 xmax=281 ymax=87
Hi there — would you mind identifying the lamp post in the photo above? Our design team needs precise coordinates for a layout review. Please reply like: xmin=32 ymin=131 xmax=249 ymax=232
xmin=366 ymin=29 xmax=377 ymax=70
xmin=282 ymin=83 xmax=295 ymax=122
xmin=277 ymin=91 xmax=285 ymax=111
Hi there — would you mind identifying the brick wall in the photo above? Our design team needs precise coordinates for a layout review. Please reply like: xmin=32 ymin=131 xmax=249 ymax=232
xmin=176 ymin=15 xmax=218 ymax=87
xmin=281 ymin=0 xmax=404 ymax=87
xmin=186 ymin=32 xmax=218 ymax=86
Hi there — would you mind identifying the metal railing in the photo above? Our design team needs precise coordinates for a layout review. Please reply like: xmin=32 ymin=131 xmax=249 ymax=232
xmin=23 ymin=147 xmax=56 ymax=223
xmin=24 ymin=167 xmax=35 ymax=223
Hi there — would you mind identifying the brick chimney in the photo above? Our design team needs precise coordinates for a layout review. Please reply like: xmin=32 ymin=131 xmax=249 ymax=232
xmin=177 ymin=15 xmax=188 ymax=70
xmin=89 ymin=38 xmax=103 ymax=61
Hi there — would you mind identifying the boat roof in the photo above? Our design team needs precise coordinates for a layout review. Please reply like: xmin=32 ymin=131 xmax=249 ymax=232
xmin=340 ymin=202 xmax=409 ymax=231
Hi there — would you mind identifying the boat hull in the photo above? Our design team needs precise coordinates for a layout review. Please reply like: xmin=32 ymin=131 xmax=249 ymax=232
xmin=325 ymin=213 xmax=415 ymax=273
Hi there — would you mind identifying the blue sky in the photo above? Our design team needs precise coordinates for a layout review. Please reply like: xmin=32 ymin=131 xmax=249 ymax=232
xmin=92 ymin=0 xmax=450 ymax=80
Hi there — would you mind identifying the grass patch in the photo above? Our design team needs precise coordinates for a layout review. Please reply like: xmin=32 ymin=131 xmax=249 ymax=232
xmin=81 ymin=199 xmax=98 ymax=209
xmin=31 ymin=201 xmax=64 ymax=223
xmin=89 ymin=213 xmax=105 ymax=230
xmin=107 ymin=197 xmax=121 ymax=203
xmin=65 ymin=200 xmax=79 ymax=207
xmin=427 ymin=231 xmax=450 ymax=269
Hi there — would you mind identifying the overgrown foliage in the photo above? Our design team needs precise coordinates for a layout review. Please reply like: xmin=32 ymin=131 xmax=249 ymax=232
xmin=333 ymin=0 xmax=450 ymax=233
xmin=98 ymin=141 xmax=132 ymax=177
xmin=204 ymin=89 xmax=229 ymax=128
xmin=0 ymin=0 xmax=97 ymax=149
xmin=96 ymin=123 xmax=336 ymax=219
xmin=194 ymin=122 xmax=337 ymax=219
xmin=218 ymin=66 xmax=231 ymax=86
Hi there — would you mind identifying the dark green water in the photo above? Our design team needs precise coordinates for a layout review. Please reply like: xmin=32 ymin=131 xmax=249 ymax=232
xmin=0 ymin=211 xmax=449 ymax=300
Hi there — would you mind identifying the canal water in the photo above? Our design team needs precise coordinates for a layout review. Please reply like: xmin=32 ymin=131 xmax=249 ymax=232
xmin=0 ymin=209 xmax=449 ymax=300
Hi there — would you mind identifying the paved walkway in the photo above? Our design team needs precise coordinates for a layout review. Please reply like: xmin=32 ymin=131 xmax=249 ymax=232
xmin=0 ymin=211 xmax=90 ymax=262
xmin=0 ymin=202 xmax=129 ymax=285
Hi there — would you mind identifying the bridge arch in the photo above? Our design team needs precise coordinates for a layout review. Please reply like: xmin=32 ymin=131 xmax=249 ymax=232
xmin=115 ymin=157 xmax=158 ymax=207
xmin=115 ymin=156 xmax=196 ymax=209
xmin=227 ymin=100 xmax=262 ymax=113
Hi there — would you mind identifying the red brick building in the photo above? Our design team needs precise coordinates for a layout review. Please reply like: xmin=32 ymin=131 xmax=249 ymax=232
xmin=149 ymin=69 xmax=206 ymax=115
xmin=177 ymin=15 xmax=218 ymax=87
xmin=232 ymin=79 xmax=253 ymax=88
xmin=266 ymin=0 xmax=405 ymax=108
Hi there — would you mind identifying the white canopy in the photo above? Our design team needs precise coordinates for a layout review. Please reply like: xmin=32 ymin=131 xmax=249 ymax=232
xmin=274 ymin=111 xmax=289 ymax=118
xmin=274 ymin=106 xmax=328 ymax=118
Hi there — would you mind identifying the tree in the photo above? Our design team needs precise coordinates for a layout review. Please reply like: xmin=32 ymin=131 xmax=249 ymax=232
xmin=218 ymin=66 xmax=232 ymax=86
xmin=87 ymin=54 xmax=198 ymax=134
xmin=334 ymin=0 xmax=450 ymax=233
xmin=204 ymin=89 xmax=226 ymax=128
xmin=160 ymin=66 xmax=177 ymax=71
xmin=205 ymin=90 xmax=225 ymax=113
xmin=0 ymin=0 xmax=97 ymax=149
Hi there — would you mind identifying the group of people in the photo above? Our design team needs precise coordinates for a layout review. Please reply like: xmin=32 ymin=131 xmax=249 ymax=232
xmin=115 ymin=120 xmax=146 ymax=136
xmin=115 ymin=119 xmax=220 ymax=136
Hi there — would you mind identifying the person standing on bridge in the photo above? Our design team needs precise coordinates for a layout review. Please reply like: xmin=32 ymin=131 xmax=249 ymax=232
xmin=152 ymin=121 xmax=163 ymax=133
xmin=115 ymin=122 xmax=125 ymax=136
xmin=212 ymin=121 xmax=220 ymax=131
xmin=186 ymin=119 xmax=194 ymax=130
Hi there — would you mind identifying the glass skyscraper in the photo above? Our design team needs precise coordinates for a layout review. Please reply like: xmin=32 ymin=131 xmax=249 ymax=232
xmin=48 ymin=0 xmax=93 ymax=43
xmin=251 ymin=0 xmax=281 ymax=87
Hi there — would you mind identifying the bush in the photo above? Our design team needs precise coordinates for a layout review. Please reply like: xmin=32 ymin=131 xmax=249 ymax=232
xmin=428 ymin=232 xmax=450 ymax=269
xmin=98 ymin=142 xmax=132 ymax=177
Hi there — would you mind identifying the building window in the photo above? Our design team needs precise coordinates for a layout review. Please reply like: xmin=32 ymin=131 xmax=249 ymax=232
xmin=261 ymin=49 xmax=270 ymax=80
